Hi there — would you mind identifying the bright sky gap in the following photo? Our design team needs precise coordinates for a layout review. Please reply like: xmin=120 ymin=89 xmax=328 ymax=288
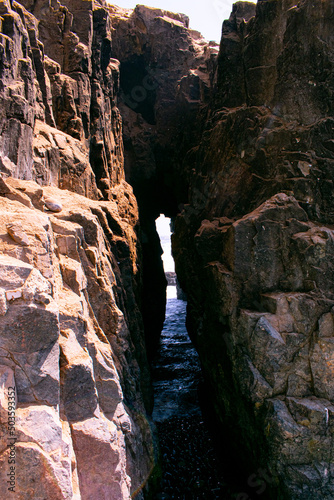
xmin=107 ymin=0 xmax=255 ymax=43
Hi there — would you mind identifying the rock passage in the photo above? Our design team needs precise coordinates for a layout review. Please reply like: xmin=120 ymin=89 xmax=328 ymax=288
xmin=152 ymin=295 xmax=231 ymax=499
xmin=0 ymin=0 xmax=334 ymax=498
xmin=152 ymin=297 xmax=202 ymax=423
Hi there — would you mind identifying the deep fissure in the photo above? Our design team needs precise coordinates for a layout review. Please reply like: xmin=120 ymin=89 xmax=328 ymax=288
xmin=112 ymin=7 xmax=284 ymax=494
xmin=1 ymin=1 xmax=333 ymax=498
xmin=149 ymin=216 xmax=271 ymax=499
xmin=151 ymin=216 xmax=229 ymax=498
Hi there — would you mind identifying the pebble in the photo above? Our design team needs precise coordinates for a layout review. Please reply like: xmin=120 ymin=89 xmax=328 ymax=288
xmin=6 ymin=223 xmax=30 ymax=246
xmin=34 ymin=292 xmax=52 ymax=305
xmin=44 ymin=197 xmax=62 ymax=212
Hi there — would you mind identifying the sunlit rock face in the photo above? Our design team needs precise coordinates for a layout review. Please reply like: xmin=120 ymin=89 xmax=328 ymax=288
xmin=172 ymin=0 xmax=334 ymax=498
xmin=0 ymin=0 xmax=124 ymax=196
xmin=0 ymin=1 xmax=156 ymax=498
xmin=0 ymin=181 xmax=156 ymax=499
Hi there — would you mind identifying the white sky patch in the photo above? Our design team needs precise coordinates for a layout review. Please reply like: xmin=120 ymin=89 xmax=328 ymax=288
xmin=107 ymin=0 xmax=252 ymax=43
xmin=156 ymin=214 xmax=175 ymax=272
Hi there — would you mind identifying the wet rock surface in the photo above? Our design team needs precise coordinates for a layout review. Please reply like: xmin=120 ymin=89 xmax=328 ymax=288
xmin=152 ymin=297 xmax=202 ymax=423
xmin=154 ymin=415 xmax=230 ymax=500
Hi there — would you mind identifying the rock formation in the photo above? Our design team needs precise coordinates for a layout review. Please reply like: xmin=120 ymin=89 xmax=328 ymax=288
xmin=1 ymin=0 xmax=334 ymax=498
xmin=171 ymin=1 xmax=334 ymax=498
xmin=0 ymin=181 xmax=156 ymax=499
xmin=0 ymin=1 xmax=156 ymax=498
xmin=109 ymin=4 xmax=219 ymax=355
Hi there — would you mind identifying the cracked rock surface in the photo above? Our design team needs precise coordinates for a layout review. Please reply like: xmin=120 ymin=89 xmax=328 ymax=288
xmin=0 ymin=180 xmax=155 ymax=499
xmin=0 ymin=1 xmax=156 ymax=498
xmin=172 ymin=1 xmax=334 ymax=498
xmin=1 ymin=0 xmax=334 ymax=498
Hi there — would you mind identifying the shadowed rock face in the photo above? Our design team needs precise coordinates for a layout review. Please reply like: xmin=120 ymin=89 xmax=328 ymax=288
xmin=109 ymin=4 xmax=219 ymax=356
xmin=172 ymin=0 xmax=334 ymax=498
xmin=107 ymin=1 xmax=334 ymax=497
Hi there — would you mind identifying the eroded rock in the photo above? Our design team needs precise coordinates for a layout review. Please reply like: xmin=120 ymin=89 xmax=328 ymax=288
xmin=0 ymin=183 xmax=155 ymax=498
xmin=0 ymin=0 xmax=156 ymax=488
xmin=109 ymin=4 xmax=219 ymax=356
xmin=3 ymin=0 xmax=334 ymax=498
xmin=171 ymin=1 xmax=334 ymax=498
xmin=6 ymin=222 xmax=30 ymax=245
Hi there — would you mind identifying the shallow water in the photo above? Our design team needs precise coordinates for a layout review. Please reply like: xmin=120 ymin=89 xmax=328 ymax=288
xmin=152 ymin=295 xmax=202 ymax=423
xmin=152 ymin=288 xmax=231 ymax=499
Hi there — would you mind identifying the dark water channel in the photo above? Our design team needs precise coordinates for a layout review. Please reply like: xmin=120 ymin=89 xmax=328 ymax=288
xmin=152 ymin=290 xmax=232 ymax=499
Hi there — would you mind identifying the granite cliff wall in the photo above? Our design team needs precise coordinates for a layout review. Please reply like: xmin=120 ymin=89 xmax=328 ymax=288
xmin=1 ymin=0 xmax=334 ymax=498
xmin=109 ymin=5 xmax=219 ymax=356
xmin=108 ymin=3 xmax=334 ymax=496
xmin=0 ymin=1 xmax=156 ymax=498
xmin=172 ymin=1 xmax=334 ymax=498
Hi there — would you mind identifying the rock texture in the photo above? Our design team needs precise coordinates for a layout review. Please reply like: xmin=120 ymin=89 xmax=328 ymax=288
xmin=0 ymin=0 xmax=123 ymax=196
xmin=171 ymin=1 xmax=334 ymax=498
xmin=109 ymin=5 xmax=219 ymax=355
xmin=0 ymin=1 xmax=156 ymax=498
xmin=2 ymin=0 xmax=334 ymax=498
xmin=0 ymin=178 xmax=156 ymax=499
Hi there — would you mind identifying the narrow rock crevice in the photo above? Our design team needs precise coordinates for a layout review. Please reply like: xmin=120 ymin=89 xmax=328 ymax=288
xmin=1 ymin=1 xmax=334 ymax=499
